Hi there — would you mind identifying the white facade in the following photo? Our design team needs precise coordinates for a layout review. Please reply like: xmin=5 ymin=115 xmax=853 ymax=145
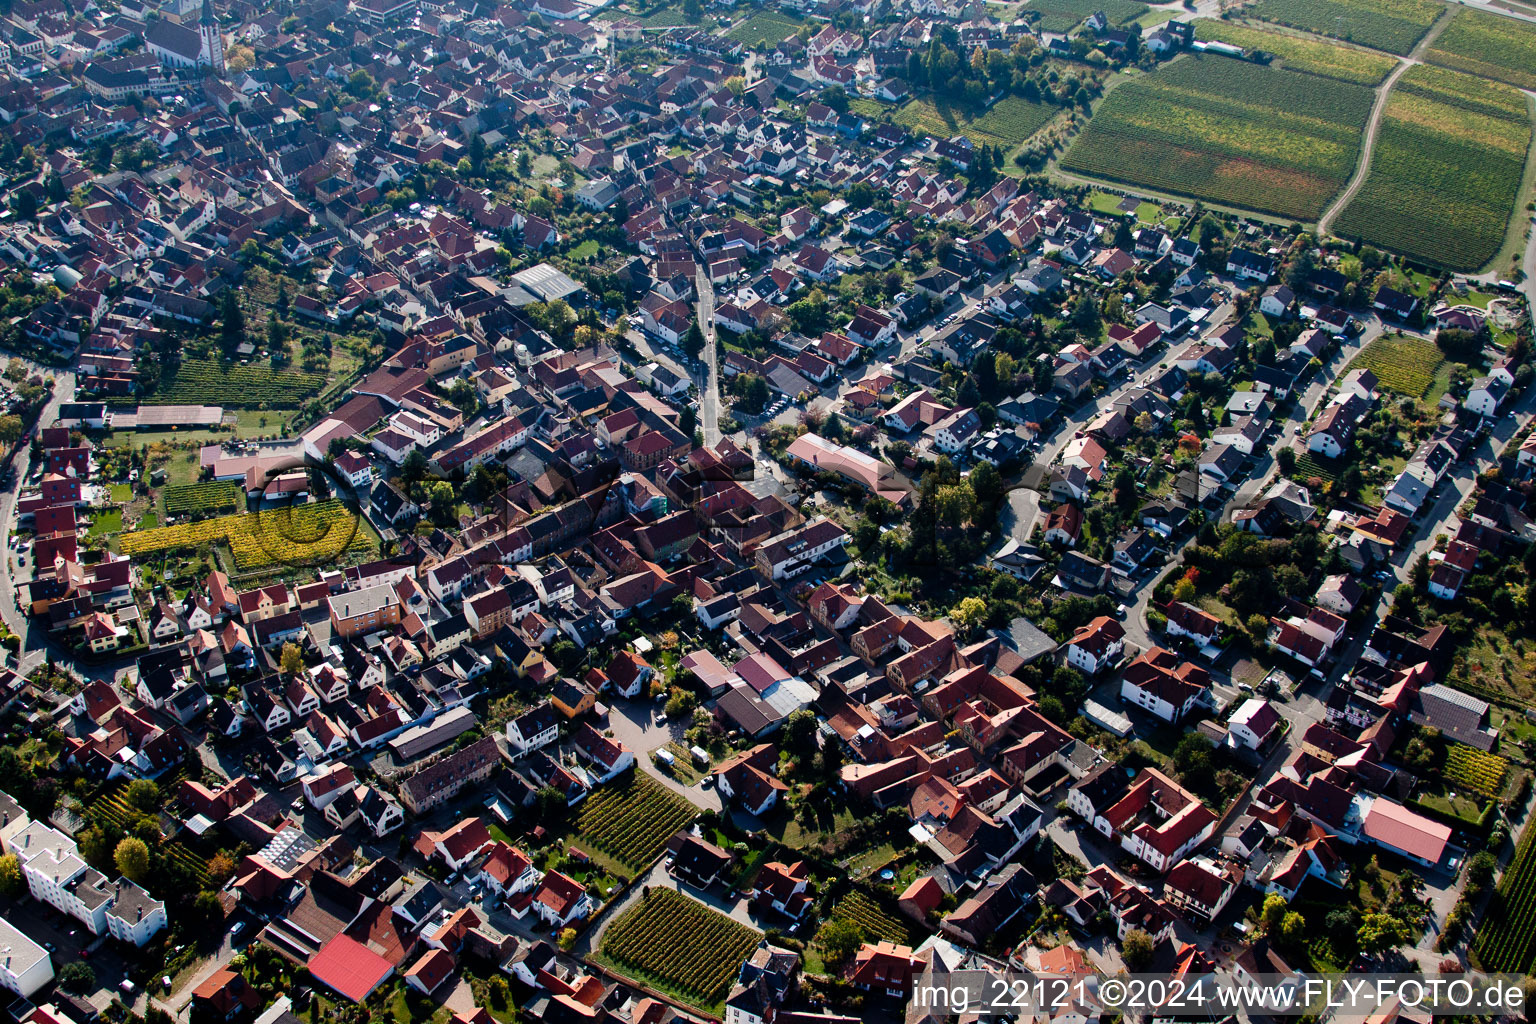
xmin=0 ymin=917 xmax=53 ymax=998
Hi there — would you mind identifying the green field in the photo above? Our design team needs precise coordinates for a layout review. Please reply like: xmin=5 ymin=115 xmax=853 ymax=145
xmin=1342 ymin=332 xmax=1445 ymax=398
xmin=599 ymin=889 xmax=760 ymax=1010
xmin=1333 ymin=66 xmax=1533 ymax=271
xmin=153 ymin=356 xmax=328 ymax=407
xmin=1245 ymin=0 xmax=1443 ymax=54
xmin=1475 ymin=812 xmax=1536 ymax=972
xmin=1426 ymin=8 xmax=1536 ymax=90
xmin=1192 ymin=20 xmax=1398 ymax=84
xmin=1060 ymin=56 xmax=1374 ymax=220
xmin=894 ymin=95 xmax=1059 ymax=152
xmin=725 ymin=8 xmax=802 ymax=46
xmin=1023 ymin=0 xmax=1148 ymax=32
xmin=571 ymin=770 xmax=697 ymax=872
xmin=162 ymin=480 xmax=242 ymax=518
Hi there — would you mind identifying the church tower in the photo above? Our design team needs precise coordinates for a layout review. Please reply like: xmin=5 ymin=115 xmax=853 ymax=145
xmin=199 ymin=0 xmax=225 ymax=75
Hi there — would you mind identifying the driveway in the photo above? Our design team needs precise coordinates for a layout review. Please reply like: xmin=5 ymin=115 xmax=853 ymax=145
xmin=603 ymin=698 xmax=722 ymax=812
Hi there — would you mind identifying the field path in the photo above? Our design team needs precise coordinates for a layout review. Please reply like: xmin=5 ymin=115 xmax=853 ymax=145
xmin=1318 ymin=9 xmax=1455 ymax=235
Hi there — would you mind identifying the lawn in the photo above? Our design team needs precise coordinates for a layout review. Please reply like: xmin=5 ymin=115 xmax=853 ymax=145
xmin=597 ymin=889 xmax=760 ymax=1012
xmin=88 ymin=510 xmax=122 ymax=537
xmin=894 ymin=95 xmax=1060 ymax=153
xmin=566 ymin=239 xmax=601 ymax=261
xmin=109 ymin=483 xmax=133 ymax=502
xmin=1426 ymin=7 xmax=1536 ymax=90
xmin=1245 ymin=0 xmax=1444 ymax=54
xmin=1192 ymin=19 xmax=1398 ymax=84
xmin=1333 ymin=65 xmax=1533 ymax=271
xmin=1342 ymin=332 xmax=1446 ymax=398
xmin=1060 ymin=55 xmax=1375 ymax=221
xmin=570 ymin=770 xmax=697 ymax=873
xmin=725 ymin=8 xmax=802 ymax=46
xmin=1023 ymin=0 xmax=1148 ymax=32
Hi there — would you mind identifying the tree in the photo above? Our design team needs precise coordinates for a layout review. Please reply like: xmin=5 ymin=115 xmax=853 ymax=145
xmin=448 ymin=378 xmax=479 ymax=416
xmin=1114 ymin=467 xmax=1139 ymax=515
xmin=220 ymin=291 xmax=245 ymax=358
xmin=58 ymin=962 xmax=95 ymax=994
xmin=665 ymin=688 xmax=697 ymax=719
xmin=819 ymin=919 xmax=863 ymax=969
xmin=682 ymin=321 xmax=705 ymax=361
xmin=819 ymin=85 xmax=849 ymax=113
xmin=534 ymin=785 xmax=568 ymax=820
xmin=1173 ymin=733 xmax=1213 ymax=780
xmin=0 ymin=416 xmax=23 ymax=445
xmin=1121 ymin=928 xmax=1155 ymax=970
xmin=682 ymin=0 xmax=702 ymax=19
xmin=1071 ymin=292 xmax=1100 ymax=335
xmin=1435 ymin=328 xmax=1484 ymax=363
xmin=280 ymin=642 xmax=304 ymax=676
xmin=1356 ymin=913 xmax=1412 ymax=954
xmin=124 ymin=779 xmax=160 ymax=812
xmin=1261 ymin=892 xmax=1287 ymax=935
xmin=783 ymin=708 xmax=817 ymax=754
xmin=274 ymin=282 xmax=290 ymax=320
xmin=950 ymin=596 xmax=987 ymax=637
xmin=10 ymin=190 xmax=38 ymax=222
xmin=207 ymin=852 xmax=238 ymax=887
xmin=0 ymin=854 xmax=20 ymax=897
xmin=1467 ymin=850 xmax=1498 ymax=890
xmin=115 ymin=836 xmax=150 ymax=883
xmin=1276 ymin=446 xmax=1296 ymax=476
xmin=1279 ymin=911 xmax=1307 ymax=947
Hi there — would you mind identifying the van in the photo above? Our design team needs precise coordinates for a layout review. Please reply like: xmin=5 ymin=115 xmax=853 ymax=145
xmin=654 ymin=749 xmax=676 ymax=767
xmin=690 ymin=745 xmax=709 ymax=766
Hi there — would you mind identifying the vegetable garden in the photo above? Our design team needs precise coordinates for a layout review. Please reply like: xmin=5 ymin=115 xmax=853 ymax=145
xmin=1427 ymin=8 xmax=1536 ymax=90
xmin=1060 ymin=56 xmax=1374 ymax=220
xmin=1333 ymin=66 xmax=1533 ymax=270
xmin=1343 ymin=333 xmax=1445 ymax=397
xmin=1444 ymin=745 xmax=1509 ymax=800
xmin=162 ymin=480 xmax=243 ymax=518
xmin=572 ymin=771 xmax=697 ymax=872
xmin=1191 ymin=20 xmax=1397 ymax=84
xmin=600 ymin=889 xmax=760 ymax=1008
xmin=152 ymin=357 xmax=328 ymax=407
xmin=1022 ymin=0 xmax=1147 ymax=32
xmin=120 ymin=498 xmax=372 ymax=571
xmin=1474 ymin=812 xmax=1536 ymax=972
xmin=1245 ymin=0 xmax=1444 ymax=54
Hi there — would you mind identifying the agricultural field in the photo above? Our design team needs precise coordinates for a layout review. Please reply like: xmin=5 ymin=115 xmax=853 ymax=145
xmin=571 ymin=771 xmax=697 ymax=872
xmin=91 ymin=782 xmax=209 ymax=887
xmin=152 ymin=356 xmax=328 ymax=407
xmin=1191 ymin=20 xmax=1397 ymax=84
xmin=1060 ymin=57 xmax=1374 ymax=220
xmin=1244 ymin=0 xmax=1443 ymax=54
xmin=1342 ymin=333 xmax=1445 ymax=398
xmin=820 ymin=891 xmax=917 ymax=946
xmin=893 ymin=95 xmax=1059 ymax=153
xmin=1333 ymin=66 xmax=1533 ymax=271
xmin=725 ymin=9 xmax=802 ymax=46
xmin=1474 ymin=809 xmax=1536 ymax=972
xmin=1426 ymin=8 xmax=1536 ymax=90
xmin=599 ymin=889 xmax=760 ymax=1009
xmin=119 ymin=498 xmax=372 ymax=572
xmin=1444 ymin=745 xmax=1509 ymax=799
xmin=162 ymin=480 xmax=242 ymax=518
xmin=1022 ymin=0 xmax=1147 ymax=33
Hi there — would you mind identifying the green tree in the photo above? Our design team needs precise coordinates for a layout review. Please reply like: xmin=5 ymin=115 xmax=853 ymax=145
xmin=783 ymin=708 xmax=817 ymax=754
xmin=683 ymin=0 xmax=703 ymax=20
xmin=1279 ymin=911 xmax=1306 ymax=947
xmin=1356 ymin=913 xmax=1412 ymax=954
xmin=0 ymin=854 xmax=21 ymax=897
xmin=682 ymin=321 xmax=705 ymax=361
xmin=819 ymin=918 xmax=863 ymax=970
xmin=0 ymin=416 xmax=23 ymax=445
xmin=115 ymin=836 xmax=150 ymax=883
xmin=1121 ymin=928 xmax=1155 ymax=970
xmin=274 ymin=282 xmax=290 ymax=320
xmin=950 ymin=596 xmax=987 ymax=637
xmin=124 ymin=779 xmax=160 ymax=812
xmin=1261 ymin=892 xmax=1287 ymax=935
xmin=1276 ymin=447 xmax=1296 ymax=476
xmin=220 ymin=291 xmax=245 ymax=358
xmin=58 ymin=962 xmax=95 ymax=994
xmin=280 ymin=642 xmax=304 ymax=676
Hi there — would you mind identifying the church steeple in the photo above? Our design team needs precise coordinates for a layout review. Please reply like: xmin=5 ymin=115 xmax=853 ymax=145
xmin=199 ymin=0 xmax=225 ymax=75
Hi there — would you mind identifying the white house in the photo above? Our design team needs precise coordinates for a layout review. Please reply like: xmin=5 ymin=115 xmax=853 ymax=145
xmin=104 ymin=880 xmax=168 ymax=947
xmin=0 ymin=917 xmax=52 ymax=997
xmin=1465 ymin=375 xmax=1510 ymax=418
xmin=505 ymin=702 xmax=560 ymax=754
xmin=1063 ymin=616 xmax=1125 ymax=676
xmin=1227 ymin=698 xmax=1282 ymax=751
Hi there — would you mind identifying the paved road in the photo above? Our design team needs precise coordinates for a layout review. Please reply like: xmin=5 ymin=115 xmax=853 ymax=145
xmin=1318 ymin=11 xmax=1453 ymax=236
xmin=694 ymin=267 xmax=722 ymax=447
